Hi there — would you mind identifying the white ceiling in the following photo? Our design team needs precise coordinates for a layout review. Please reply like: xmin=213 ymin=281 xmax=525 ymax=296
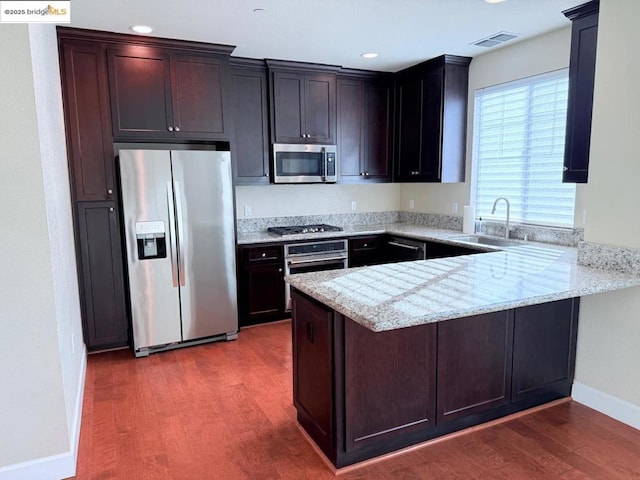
xmin=68 ymin=0 xmax=581 ymax=72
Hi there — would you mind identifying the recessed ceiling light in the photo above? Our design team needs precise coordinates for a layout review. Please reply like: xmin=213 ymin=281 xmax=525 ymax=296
xmin=485 ymin=0 xmax=507 ymax=3
xmin=361 ymin=52 xmax=378 ymax=59
xmin=130 ymin=25 xmax=154 ymax=34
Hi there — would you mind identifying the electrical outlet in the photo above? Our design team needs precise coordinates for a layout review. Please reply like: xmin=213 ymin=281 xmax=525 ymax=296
xmin=71 ymin=333 xmax=76 ymax=353
xmin=244 ymin=204 xmax=252 ymax=217
xmin=351 ymin=201 xmax=357 ymax=211
xmin=409 ymin=199 xmax=415 ymax=210
xmin=451 ymin=202 xmax=458 ymax=214
xmin=582 ymin=209 xmax=587 ymax=225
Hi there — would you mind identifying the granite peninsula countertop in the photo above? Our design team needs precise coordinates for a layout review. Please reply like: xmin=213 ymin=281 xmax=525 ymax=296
xmin=279 ymin=227 xmax=640 ymax=332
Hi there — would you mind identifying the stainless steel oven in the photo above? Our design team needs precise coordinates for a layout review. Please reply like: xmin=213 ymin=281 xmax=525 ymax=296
xmin=284 ymin=239 xmax=348 ymax=310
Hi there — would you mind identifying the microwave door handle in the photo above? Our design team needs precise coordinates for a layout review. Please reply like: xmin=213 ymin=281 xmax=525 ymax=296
xmin=322 ymin=147 xmax=327 ymax=181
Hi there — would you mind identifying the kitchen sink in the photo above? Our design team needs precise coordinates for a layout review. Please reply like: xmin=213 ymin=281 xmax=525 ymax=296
xmin=450 ymin=235 xmax=524 ymax=248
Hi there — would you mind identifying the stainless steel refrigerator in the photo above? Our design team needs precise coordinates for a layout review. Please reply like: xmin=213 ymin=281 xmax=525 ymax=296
xmin=119 ymin=148 xmax=238 ymax=357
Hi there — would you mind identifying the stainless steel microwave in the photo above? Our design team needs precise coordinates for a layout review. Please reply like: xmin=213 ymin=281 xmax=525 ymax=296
xmin=272 ymin=144 xmax=337 ymax=184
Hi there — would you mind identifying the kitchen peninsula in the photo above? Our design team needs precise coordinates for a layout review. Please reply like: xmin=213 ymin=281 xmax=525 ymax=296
xmin=286 ymin=234 xmax=640 ymax=468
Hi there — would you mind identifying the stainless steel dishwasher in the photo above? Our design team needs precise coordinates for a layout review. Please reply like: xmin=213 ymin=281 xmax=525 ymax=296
xmin=385 ymin=236 xmax=427 ymax=263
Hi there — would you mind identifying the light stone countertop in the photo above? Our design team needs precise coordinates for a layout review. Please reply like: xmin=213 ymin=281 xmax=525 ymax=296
xmin=238 ymin=223 xmax=495 ymax=247
xmin=279 ymin=227 xmax=640 ymax=332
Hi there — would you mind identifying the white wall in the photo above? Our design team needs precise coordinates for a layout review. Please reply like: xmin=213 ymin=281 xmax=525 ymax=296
xmin=29 ymin=23 xmax=86 ymax=448
xmin=0 ymin=24 xmax=85 ymax=477
xmin=236 ymin=183 xmax=401 ymax=218
xmin=573 ymin=0 xmax=640 ymax=408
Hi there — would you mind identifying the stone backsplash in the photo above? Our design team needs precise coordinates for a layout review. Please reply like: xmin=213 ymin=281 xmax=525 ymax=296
xmin=237 ymin=211 xmax=584 ymax=247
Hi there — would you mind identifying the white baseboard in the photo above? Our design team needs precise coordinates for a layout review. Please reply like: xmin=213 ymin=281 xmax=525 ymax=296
xmin=0 ymin=347 xmax=87 ymax=480
xmin=573 ymin=381 xmax=640 ymax=430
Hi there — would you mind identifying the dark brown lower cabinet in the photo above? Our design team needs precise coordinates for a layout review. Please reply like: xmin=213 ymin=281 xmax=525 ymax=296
xmin=437 ymin=311 xmax=513 ymax=423
xmin=238 ymin=244 xmax=286 ymax=327
xmin=512 ymin=299 xmax=579 ymax=402
xmin=292 ymin=292 xmax=334 ymax=455
xmin=345 ymin=319 xmax=436 ymax=452
xmin=291 ymin=288 xmax=579 ymax=467
xmin=76 ymin=202 xmax=129 ymax=350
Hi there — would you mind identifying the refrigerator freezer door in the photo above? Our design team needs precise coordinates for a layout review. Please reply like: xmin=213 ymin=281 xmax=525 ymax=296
xmin=171 ymin=150 xmax=238 ymax=340
xmin=120 ymin=150 xmax=183 ymax=351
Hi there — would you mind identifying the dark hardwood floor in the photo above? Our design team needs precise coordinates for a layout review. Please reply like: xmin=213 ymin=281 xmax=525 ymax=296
xmin=72 ymin=320 xmax=640 ymax=479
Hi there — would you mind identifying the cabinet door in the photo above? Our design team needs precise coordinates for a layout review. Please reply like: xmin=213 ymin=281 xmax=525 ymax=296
xmin=107 ymin=46 xmax=173 ymax=139
xmin=240 ymin=264 xmax=285 ymax=327
xmin=437 ymin=311 xmax=513 ymax=423
xmin=337 ymin=78 xmax=365 ymax=181
xmin=77 ymin=202 xmax=129 ymax=350
xmin=338 ymin=77 xmax=392 ymax=183
xmin=305 ymin=74 xmax=336 ymax=143
xmin=563 ymin=6 xmax=598 ymax=183
xmin=348 ymin=235 xmax=383 ymax=267
xmin=364 ymin=79 xmax=392 ymax=180
xmin=171 ymin=53 xmax=228 ymax=140
xmin=344 ymin=319 xmax=436 ymax=452
xmin=272 ymin=71 xmax=305 ymax=143
xmin=395 ymin=76 xmax=423 ymax=181
xmin=292 ymin=291 xmax=334 ymax=454
xmin=60 ymin=40 xmax=115 ymax=202
xmin=420 ymin=69 xmax=444 ymax=182
xmin=231 ymin=63 xmax=270 ymax=184
xmin=512 ymin=299 xmax=578 ymax=402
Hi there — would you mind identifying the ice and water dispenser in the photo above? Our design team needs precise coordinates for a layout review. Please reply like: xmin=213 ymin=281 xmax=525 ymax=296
xmin=135 ymin=221 xmax=167 ymax=260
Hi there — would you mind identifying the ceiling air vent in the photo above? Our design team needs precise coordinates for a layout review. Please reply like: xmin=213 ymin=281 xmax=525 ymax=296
xmin=472 ymin=31 xmax=520 ymax=48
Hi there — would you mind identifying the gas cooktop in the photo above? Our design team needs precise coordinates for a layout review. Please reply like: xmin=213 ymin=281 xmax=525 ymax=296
xmin=267 ymin=224 xmax=343 ymax=236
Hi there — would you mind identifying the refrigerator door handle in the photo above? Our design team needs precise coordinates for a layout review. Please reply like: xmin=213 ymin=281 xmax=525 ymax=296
xmin=166 ymin=181 xmax=179 ymax=287
xmin=174 ymin=181 xmax=186 ymax=287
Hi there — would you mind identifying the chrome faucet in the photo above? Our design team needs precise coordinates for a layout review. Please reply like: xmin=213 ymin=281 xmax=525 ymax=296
xmin=491 ymin=197 xmax=510 ymax=239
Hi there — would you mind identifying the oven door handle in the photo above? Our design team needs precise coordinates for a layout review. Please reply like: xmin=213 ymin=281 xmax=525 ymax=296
xmin=287 ymin=255 xmax=347 ymax=266
xmin=388 ymin=241 xmax=421 ymax=251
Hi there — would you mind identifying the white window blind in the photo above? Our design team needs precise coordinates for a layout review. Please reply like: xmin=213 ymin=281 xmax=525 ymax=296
xmin=473 ymin=70 xmax=576 ymax=227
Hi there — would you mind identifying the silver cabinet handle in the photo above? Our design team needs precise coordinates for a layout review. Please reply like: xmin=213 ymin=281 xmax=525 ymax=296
xmin=563 ymin=166 xmax=569 ymax=172
xmin=109 ymin=207 xmax=114 ymax=212
xmin=166 ymin=181 xmax=179 ymax=287
xmin=168 ymin=126 xmax=174 ymax=132
xmin=174 ymin=181 xmax=185 ymax=287
xmin=278 ymin=268 xmax=283 ymax=273
xmin=107 ymin=188 xmax=113 ymax=194
xmin=175 ymin=127 xmax=180 ymax=132
xmin=261 ymin=252 xmax=266 ymax=257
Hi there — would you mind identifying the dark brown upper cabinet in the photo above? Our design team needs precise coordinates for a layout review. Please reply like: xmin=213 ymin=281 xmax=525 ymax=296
xmin=337 ymin=72 xmax=393 ymax=183
xmin=59 ymin=39 xmax=115 ymax=202
xmin=230 ymin=58 xmax=270 ymax=185
xmin=394 ymin=55 xmax=471 ymax=183
xmin=267 ymin=60 xmax=338 ymax=144
xmin=563 ymin=1 xmax=599 ymax=183
xmin=108 ymin=45 xmax=232 ymax=141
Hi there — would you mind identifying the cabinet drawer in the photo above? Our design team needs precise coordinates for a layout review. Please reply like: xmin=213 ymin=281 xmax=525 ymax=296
xmin=241 ymin=245 xmax=283 ymax=264
xmin=350 ymin=236 xmax=379 ymax=252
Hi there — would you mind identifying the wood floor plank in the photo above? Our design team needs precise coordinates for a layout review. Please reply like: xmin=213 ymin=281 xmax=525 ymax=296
xmin=72 ymin=321 xmax=640 ymax=480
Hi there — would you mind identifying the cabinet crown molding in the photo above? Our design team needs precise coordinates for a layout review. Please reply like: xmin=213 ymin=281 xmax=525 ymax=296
xmin=265 ymin=58 xmax=341 ymax=73
xmin=56 ymin=26 xmax=236 ymax=56
xmin=563 ymin=0 xmax=599 ymax=21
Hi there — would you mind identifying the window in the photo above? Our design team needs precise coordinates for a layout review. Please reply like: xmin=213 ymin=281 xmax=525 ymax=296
xmin=472 ymin=70 xmax=575 ymax=227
